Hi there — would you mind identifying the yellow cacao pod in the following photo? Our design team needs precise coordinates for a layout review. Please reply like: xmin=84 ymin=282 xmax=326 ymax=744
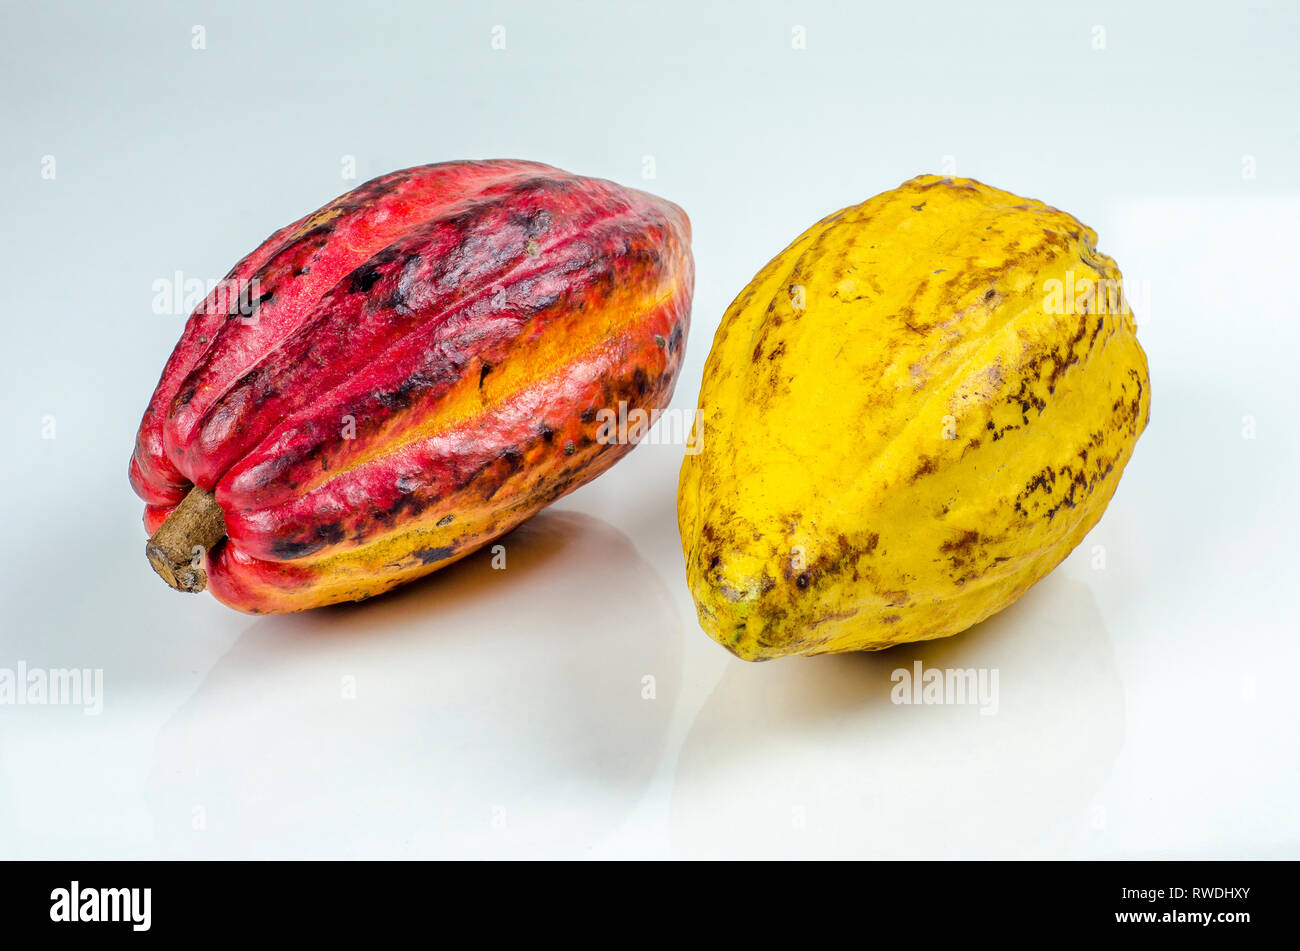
xmin=678 ymin=175 xmax=1150 ymax=660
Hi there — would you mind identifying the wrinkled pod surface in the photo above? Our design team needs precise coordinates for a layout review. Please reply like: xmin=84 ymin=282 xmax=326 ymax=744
xmin=679 ymin=175 xmax=1148 ymax=660
xmin=133 ymin=160 xmax=693 ymax=613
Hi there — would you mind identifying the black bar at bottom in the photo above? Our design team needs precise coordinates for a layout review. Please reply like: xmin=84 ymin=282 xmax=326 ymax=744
xmin=0 ymin=859 xmax=1286 ymax=938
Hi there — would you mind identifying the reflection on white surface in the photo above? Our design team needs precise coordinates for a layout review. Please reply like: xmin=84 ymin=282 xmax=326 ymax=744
xmin=144 ymin=511 xmax=683 ymax=858
xmin=670 ymin=575 xmax=1124 ymax=858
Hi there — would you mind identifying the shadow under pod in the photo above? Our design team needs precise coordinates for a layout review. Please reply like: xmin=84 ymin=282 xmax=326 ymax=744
xmin=669 ymin=573 xmax=1125 ymax=858
xmin=144 ymin=509 xmax=684 ymax=858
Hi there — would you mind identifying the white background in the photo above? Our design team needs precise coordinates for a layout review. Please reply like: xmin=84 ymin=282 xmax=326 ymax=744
xmin=1 ymin=0 xmax=1297 ymax=858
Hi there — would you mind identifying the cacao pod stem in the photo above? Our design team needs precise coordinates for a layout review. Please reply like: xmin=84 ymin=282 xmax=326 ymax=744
xmin=145 ymin=487 xmax=227 ymax=593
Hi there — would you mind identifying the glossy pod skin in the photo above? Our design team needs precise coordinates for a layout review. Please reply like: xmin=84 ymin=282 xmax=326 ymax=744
xmin=679 ymin=175 xmax=1148 ymax=660
xmin=131 ymin=160 xmax=693 ymax=612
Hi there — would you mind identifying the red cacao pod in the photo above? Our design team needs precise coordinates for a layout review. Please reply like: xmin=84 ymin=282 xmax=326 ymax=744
xmin=132 ymin=160 xmax=693 ymax=612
